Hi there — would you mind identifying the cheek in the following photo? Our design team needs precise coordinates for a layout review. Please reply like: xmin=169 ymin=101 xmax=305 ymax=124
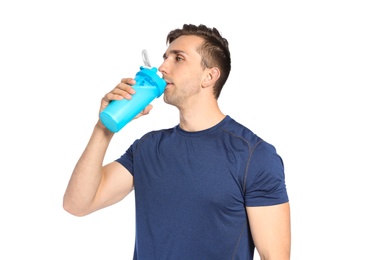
xmin=181 ymin=67 xmax=203 ymax=82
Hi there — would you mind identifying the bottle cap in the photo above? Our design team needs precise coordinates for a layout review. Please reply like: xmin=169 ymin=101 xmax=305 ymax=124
xmin=137 ymin=66 xmax=167 ymax=97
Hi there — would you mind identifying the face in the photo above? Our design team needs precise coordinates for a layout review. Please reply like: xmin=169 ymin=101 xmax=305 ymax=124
xmin=158 ymin=35 xmax=207 ymax=108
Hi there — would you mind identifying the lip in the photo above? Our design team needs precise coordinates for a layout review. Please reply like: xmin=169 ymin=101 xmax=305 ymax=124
xmin=162 ymin=76 xmax=172 ymax=84
xmin=164 ymin=79 xmax=172 ymax=84
xmin=164 ymin=79 xmax=173 ymax=87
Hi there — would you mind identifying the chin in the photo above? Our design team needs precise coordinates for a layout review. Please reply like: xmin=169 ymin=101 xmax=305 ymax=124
xmin=163 ymin=94 xmax=174 ymax=106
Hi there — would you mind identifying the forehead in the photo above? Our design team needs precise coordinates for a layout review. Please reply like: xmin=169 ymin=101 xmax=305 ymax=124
xmin=165 ymin=35 xmax=204 ymax=56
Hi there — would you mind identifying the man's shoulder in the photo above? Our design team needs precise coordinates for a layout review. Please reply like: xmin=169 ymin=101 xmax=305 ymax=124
xmin=221 ymin=116 xmax=263 ymax=149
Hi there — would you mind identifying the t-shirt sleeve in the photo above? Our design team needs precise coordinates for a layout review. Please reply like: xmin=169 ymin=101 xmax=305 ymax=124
xmin=115 ymin=140 xmax=138 ymax=176
xmin=244 ymin=141 xmax=289 ymax=206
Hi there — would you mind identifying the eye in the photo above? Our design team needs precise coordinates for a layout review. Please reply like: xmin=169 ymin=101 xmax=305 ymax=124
xmin=175 ymin=55 xmax=184 ymax=62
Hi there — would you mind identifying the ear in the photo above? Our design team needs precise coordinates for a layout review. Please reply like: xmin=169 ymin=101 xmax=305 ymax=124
xmin=202 ymin=67 xmax=220 ymax=88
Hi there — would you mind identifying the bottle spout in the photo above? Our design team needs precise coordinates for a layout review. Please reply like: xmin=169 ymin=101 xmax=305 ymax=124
xmin=142 ymin=49 xmax=152 ymax=68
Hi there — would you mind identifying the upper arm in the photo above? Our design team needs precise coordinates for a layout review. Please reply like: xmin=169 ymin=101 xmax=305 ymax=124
xmin=92 ymin=161 xmax=134 ymax=212
xmin=247 ymin=202 xmax=291 ymax=259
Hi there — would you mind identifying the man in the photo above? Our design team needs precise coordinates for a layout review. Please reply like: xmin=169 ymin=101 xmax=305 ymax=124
xmin=63 ymin=24 xmax=291 ymax=259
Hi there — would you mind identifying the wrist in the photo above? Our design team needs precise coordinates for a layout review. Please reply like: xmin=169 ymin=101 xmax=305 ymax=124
xmin=95 ymin=120 xmax=114 ymax=138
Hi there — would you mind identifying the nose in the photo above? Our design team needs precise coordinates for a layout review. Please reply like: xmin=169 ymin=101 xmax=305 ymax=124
xmin=158 ymin=59 xmax=168 ymax=76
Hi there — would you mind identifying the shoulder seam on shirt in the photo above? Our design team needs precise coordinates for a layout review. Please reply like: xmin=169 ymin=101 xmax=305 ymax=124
xmin=221 ymin=128 xmax=263 ymax=194
xmin=243 ymin=140 xmax=263 ymax=194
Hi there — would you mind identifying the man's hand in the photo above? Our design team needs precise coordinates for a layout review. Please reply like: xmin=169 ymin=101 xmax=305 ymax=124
xmin=99 ymin=77 xmax=153 ymax=118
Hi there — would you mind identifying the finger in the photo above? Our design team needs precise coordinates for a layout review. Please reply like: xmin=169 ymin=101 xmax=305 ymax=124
xmin=141 ymin=104 xmax=153 ymax=115
xmin=103 ymin=81 xmax=136 ymax=102
xmin=121 ymin=77 xmax=136 ymax=85
xmin=100 ymin=78 xmax=136 ymax=112
xmin=114 ymin=80 xmax=136 ymax=95
xmin=134 ymin=104 xmax=153 ymax=119
xmin=100 ymin=88 xmax=131 ymax=112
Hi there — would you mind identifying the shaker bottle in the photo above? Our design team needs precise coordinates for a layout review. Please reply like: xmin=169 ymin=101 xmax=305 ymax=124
xmin=100 ymin=65 xmax=167 ymax=133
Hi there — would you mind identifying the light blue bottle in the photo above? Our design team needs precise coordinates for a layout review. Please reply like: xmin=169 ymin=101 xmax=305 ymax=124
xmin=100 ymin=66 xmax=166 ymax=132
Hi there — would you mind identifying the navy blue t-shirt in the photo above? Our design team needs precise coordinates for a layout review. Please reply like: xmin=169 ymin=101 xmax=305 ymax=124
xmin=116 ymin=115 xmax=288 ymax=260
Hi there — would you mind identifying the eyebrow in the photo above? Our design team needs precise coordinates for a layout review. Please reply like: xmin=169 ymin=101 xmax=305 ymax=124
xmin=162 ymin=49 xmax=187 ymax=59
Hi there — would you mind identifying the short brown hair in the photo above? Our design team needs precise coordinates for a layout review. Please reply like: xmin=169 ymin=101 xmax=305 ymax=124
xmin=166 ymin=24 xmax=231 ymax=99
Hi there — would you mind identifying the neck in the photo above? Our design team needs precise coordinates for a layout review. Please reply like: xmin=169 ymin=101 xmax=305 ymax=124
xmin=178 ymin=99 xmax=225 ymax=132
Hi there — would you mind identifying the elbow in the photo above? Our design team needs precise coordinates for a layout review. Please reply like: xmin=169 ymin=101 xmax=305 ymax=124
xmin=62 ymin=198 xmax=90 ymax=217
xmin=63 ymin=205 xmax=86 ymax=217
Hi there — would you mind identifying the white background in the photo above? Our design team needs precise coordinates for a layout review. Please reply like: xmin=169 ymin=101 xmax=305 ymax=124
xmin=1 ymin=1 xmax=365 ymax=259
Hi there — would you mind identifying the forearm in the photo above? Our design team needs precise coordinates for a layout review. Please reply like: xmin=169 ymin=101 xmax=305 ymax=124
xmin=63 ymin=121 xmax=114 ymax=216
